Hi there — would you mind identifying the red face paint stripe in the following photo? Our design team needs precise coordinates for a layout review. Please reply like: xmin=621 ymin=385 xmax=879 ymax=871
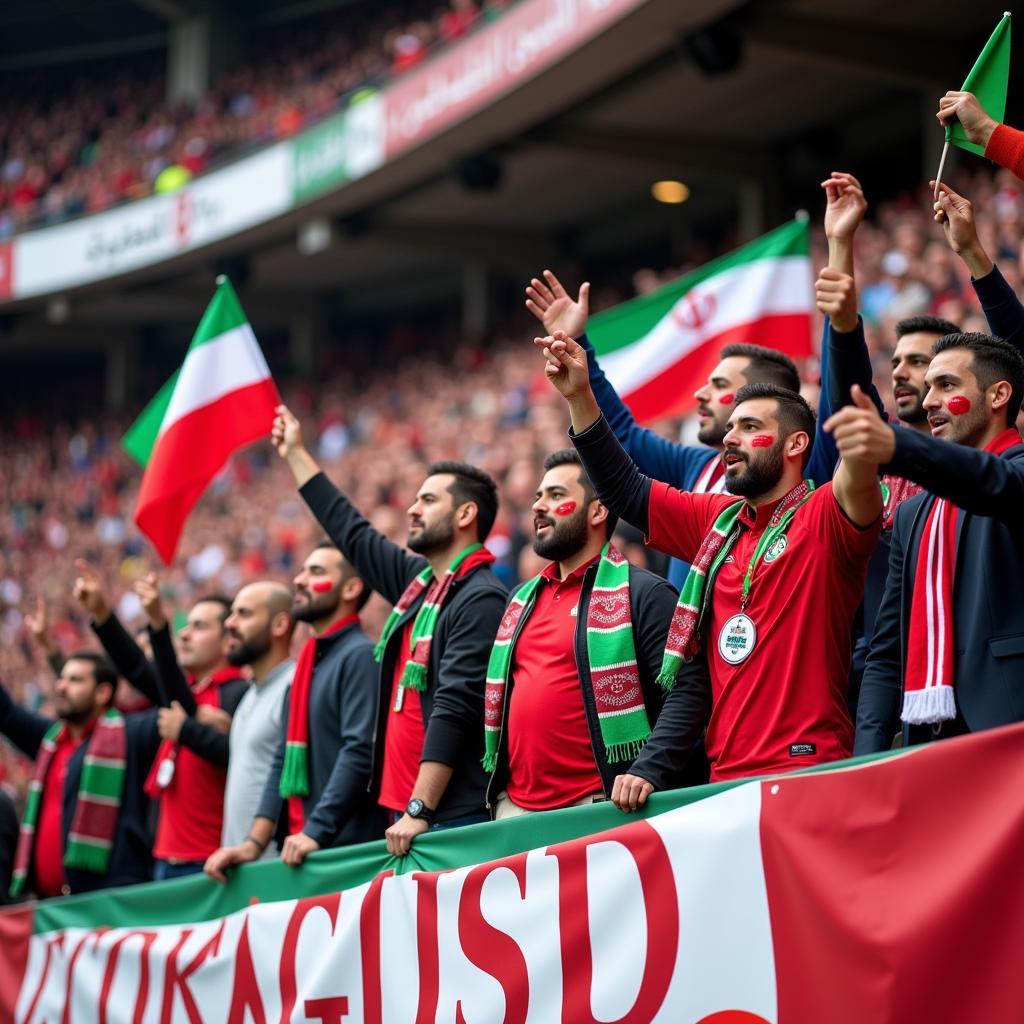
xmin=311 ymin=581 xmax=333 ymax=593
xmin=750 ymin=435 xmax=774 ymax=448
xmin=718 ymin=393 xmax=735 ymax=405
xmin=554 ymin=502 xmax=577 ymax=517
xmin=947 ymin=396 xmax=971 ymax=415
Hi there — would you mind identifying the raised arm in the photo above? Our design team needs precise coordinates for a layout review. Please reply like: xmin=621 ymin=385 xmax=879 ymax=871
xmin=273 ymin=405 xmax=422 ymax=605
xmin=24 ymin=598 xmax=64 ymax=678
xmin=0 ymin=679 xmax=52 ymax=758
xmin=822 ymin=386 xmax=885 ymax=527
xmin=526 ymin=269 xmax=708 ymax=486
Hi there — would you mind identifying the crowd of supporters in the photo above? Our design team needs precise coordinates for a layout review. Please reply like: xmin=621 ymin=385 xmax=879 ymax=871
xmin=0 ymin=0 xmax=511 ymax=236
xmin=1 ymin=88 xmax=1023 ymax=901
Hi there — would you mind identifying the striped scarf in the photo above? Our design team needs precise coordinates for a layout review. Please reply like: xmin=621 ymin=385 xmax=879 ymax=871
xmin=902 ymin=427 xmax=1022 ymax=725
xmin=657 ymin=482 xmax=812 ymax=688
xmin=11 ymin=709 xmax=126 ymax=897
xmin=483 ymin=543 xmax=647 ymax=772
xmin=373 ymin=544 xmax=491 ymax=692
xmin=279 ymin=615 xmax=358 ymax=802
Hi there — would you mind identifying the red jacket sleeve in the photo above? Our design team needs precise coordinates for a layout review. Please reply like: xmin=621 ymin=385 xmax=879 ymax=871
xmin=985 ymin=123 xmax=1024 ymax=181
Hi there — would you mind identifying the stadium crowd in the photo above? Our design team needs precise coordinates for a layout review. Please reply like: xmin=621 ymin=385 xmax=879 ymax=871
xmin=1 ymin=90 xmax=1024 ymax=900
xmin=0 ymin=0 xmax=510 ymax=236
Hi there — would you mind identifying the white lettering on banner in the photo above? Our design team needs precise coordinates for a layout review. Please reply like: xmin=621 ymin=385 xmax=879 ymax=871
xmin=384 ymin=0 xmax=646 ymax=156
xmin=15 ymin=784 xmax=776 ymax=1023
xmin=13 ymin=144 xmax=293 ymax=299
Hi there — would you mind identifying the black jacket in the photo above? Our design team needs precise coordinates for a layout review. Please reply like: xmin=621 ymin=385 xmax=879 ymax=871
xmin=0 ymin=788 xmax=18 ymax=904
xmin=485 ymin=561 xmax=678 ymax=807
xmin=300 ymin=472 xmax=508 ymax=822
xmin=0 ymin=683 xmax=160 ymax=895
xmin=856 ymin=428 xmax=1024 ymax=753
xmin=256 ymin=622 xmax=385 ymax=846
xmin=93 ymin=615 xmax=248 ymax=767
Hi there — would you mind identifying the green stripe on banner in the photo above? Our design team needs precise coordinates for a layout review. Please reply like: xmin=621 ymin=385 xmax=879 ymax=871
xmin=588 ymin=219 xmax=809 ymax=356
xmin=31 ymin=746 xmax=905 ymax=936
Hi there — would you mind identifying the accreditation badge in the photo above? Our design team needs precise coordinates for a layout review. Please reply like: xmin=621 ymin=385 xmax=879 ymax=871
xmin=155 ymin=756 xmax=176 ymax=789
xmin=718 ymin=612 xmax=757 ymax=664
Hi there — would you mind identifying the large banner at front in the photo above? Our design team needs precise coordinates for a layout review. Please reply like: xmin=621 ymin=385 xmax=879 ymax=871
xmin=4 ymin=724 xmax=1024 ymax=1023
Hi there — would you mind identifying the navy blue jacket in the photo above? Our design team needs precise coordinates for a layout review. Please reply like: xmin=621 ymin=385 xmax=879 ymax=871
xmin=856 ymin=429 xmax=1024 ymax=753
xmin=256 ymin=621 xmax=385 ymax=847
xmin=581 ymin=324 xmax=839 ymax=589
xmin=299 ymin=472 xmax=508 ymax=823
xmin=826 ymin=265 xmax=1024 ymax=650
xmin=0 ymin=684 xmax=160 ymax=895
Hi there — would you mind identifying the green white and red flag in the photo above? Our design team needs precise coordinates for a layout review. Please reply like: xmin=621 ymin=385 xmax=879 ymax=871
xmin=4 ymin=723 xmax=1023 ymax=1022
xmin=122 ymin=277 xmax=280 ymax=563
xmin=588 ymin=219 xmax=813 ymax=423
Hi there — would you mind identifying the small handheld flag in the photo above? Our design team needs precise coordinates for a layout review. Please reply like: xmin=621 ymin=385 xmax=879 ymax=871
xmin=123 ymin=277 xmax=280 ymax=563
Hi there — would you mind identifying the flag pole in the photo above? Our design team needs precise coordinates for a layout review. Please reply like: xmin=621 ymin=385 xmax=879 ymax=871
xmin=933 ymin=140 xmax=950 ymax=200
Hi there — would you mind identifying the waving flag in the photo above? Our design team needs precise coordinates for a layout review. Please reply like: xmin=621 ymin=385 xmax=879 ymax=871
xmin=123 ymin=277 xmax=280 ymax=563
xmin=588 ymin=219 xmax=813 ymax=423
xmin=946 ymin=13 xmax=1012 ymax=157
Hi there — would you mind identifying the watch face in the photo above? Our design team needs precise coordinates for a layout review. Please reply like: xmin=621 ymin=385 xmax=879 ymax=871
xmin=407 ymin=799 xmax=424 ymax=817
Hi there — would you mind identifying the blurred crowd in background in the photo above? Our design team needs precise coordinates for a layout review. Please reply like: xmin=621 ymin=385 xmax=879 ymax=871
xmin=0 ymin=0 xmax=511 ymax=237
xmin=0 ymin=157 xmax=1017 ymax=802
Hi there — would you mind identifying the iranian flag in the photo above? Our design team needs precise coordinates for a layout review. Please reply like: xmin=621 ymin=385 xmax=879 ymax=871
xmin=123 ymin=277 xmax=280 ymax=563
xmin=589 ymin=219 xmax=813 ymax=423
xmin=4 ymin=724 xmax=1024 ymax=1023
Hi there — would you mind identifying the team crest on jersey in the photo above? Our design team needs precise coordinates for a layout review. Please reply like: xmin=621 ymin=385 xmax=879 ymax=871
xmin=764 ymin=535 xmax=788 ymax=563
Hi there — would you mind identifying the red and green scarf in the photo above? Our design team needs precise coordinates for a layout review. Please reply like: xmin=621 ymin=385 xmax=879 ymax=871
xmin=373 ymin=544 xmax=495 ymax=692
xmin=657 ymin=482 xmax=813 ymax=688
xmin=11 ymin=709 xmax=126 ymax=897
xmin=279 ymin=615 xmax=360 ymax=803
xmin=902 ymin=428 xmax=1022 ymax=724
xmin=483 ymin=544 xmax=648 ymax=772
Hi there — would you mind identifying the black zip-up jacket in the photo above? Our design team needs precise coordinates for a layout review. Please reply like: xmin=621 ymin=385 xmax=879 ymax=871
xmin=0 ymin=681 xmax=161 ymax=895
xmin=256 ymin=622 xmax=385 ymax=846
xmin=484 ymin=560 xmax=678 ymax=808
xmin=300 ymin=472 xmax=508 ymax=822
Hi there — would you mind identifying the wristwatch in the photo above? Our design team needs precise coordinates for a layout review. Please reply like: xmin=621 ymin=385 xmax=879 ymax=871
xmin=405 ymin=798 xmax=435 ymax=825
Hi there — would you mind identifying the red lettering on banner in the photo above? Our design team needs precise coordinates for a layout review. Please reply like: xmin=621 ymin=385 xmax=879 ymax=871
xmin=227 ymin=917 xmax=267 ymax=1024
xmin=304 ymin=996 xmax=349 ymax=1023
xmin=455 ymin=853 xmax=530 ymax=1024
xmin=63 ymin=928 xmax=110 ymax=1024
xmin=359 ymin=871 xmax=391 ymax=1024
xmin=99 ymin=930 xmax=158 ymax=1024
xmin=412 ymin=872 xmax=443 ymax=1024
xmin=160 ymin=921 xmax=225 ymax=1024
xmin=21 ymin=933 xmax=65 ymax=1024
xmin=547 ymin=821 xmax=679 ymax=1024
xmin=279 ymin=893 xmax=342 ymax=1023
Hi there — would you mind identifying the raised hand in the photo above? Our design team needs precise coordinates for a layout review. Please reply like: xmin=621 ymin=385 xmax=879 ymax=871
xmin=815 ymin=267 xmax=859 ymax=333
xmin=132 ymin=573 xmax=167 ymax=630
xmin=930 ymin=181 xmax=993 ymax=279
xmin=525 ymin=270 xmax=590 ymax=339
xmin=24 ymin=597 xmax=51 ymax=647
xmin=821 ymin=171 xmax=867 ymax=242
xmin=271 ymin=404 xmax=304 ymax=459
xmin=937 ymin=91 xmax=997 ymax=150
xmin=532 ymin=330 xmax=590 ymax=400
xmin=824 ymin=385 xmax=895 ymax=465
xmin=72 ymin=559 xmax=111 ymax=624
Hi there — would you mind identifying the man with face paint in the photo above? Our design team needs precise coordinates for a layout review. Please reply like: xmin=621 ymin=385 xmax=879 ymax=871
xmin=537 ymin=330 xmax=881 ymax=787
xmin=206 ymin=544 xmax=383 ymax=880
xmin=826 ymin=334 xmax=1024 ymax=753
xmin=271 ymin=406 xmax=507 ymax=858
xmin=482 ymin=449 xmax=679 ymax=817
xmin=526 ymin=269 xmax=840 ymax=591
xmin=820 ymin=171 xmax=1024 ymax=702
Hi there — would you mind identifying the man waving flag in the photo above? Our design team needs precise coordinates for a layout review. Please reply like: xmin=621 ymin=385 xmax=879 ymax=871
xmin=123 ymin=277 xmax=280 ymax=563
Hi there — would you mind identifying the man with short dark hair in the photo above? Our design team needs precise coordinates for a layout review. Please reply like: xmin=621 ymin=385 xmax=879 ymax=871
xmin=526 ymin=269 xmax=839 ymax=588
xmin=205 ymin=544 xmax=382 ymax=879
xmin=0 ymin=652 xmax=160 ymax=897
xmin=483 ymin=449 xmax=678 ymax=817
xmin=74 ymin=563 xmax=248 ymax=880
xmin=828 ymin=333 xmax=1024 ymax=752
xmin=537 ymin=330 xmax=882 ymax=801
xmin=271 ymin=404 xmax=507 ymax=857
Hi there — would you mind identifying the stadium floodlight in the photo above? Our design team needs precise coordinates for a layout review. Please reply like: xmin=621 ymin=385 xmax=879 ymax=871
xmin=651 ymin=180 xmax=690 ymax=205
